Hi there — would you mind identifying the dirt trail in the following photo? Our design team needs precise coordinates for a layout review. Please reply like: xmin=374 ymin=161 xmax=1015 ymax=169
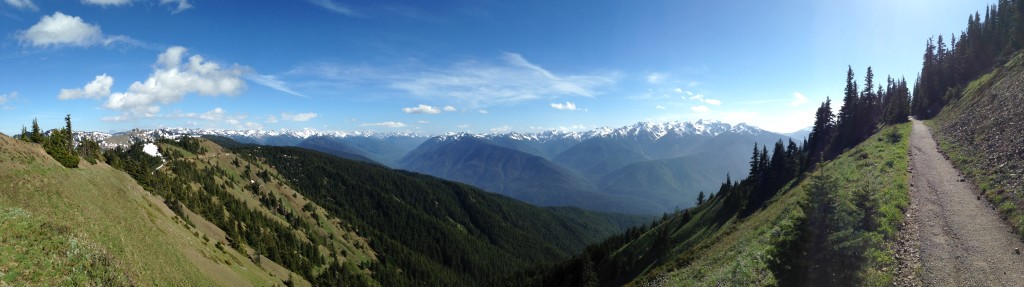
xmin=896 ymin=120 xmax=1024 ymax=286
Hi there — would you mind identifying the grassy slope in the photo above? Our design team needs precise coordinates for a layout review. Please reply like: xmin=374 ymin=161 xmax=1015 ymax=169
xmin=931 ymin=51 xmax=1024 ymax=235
xmin=246 ymin=145 xmax=651 ymax=285
xmin=627 ymin=124 xmax=911 ymax=286
xmin=160 ymin=140 xmax=378 ymax=286
xmin=0 ymin=135 xmax=277 ymax=286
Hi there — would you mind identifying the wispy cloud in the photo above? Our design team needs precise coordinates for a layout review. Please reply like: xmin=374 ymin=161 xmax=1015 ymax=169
xmin=402 ymin=104 xmax=441 ymax=114
xmin=245 ymin=73 xmax=306 ymax=98
xmin=646 ymin=72 xmax=667 ymax=84
xmin=687 ymin=93 xmax=721 ymax=105
xmin=655 ymin=105 xmax=666 ymax=110
xmin=5 ymin=0 xmax=36 ymax=10
xmin=18 ymin=12 xmax=135 ymax=48
xmin=0 ymin=92 xmax=16 ymax=108
xmin=550 ymin=101 xmax=577 ymax=111
xmin=362 ymin=121 xmax=406 ymax=128
xmin=443 ymin=105 xmax=457 ymax=112
xmin=159 ymin=0 xmax=192 ymax=13
xmin=490 ymin=125 xmax=512 ymax=133
xmin=391 ymin=52 xmax=618 ymax=107
xmin=790 ymin=92 xmax=807 ymax=106
xmin=309 ymin=0 xmax=358 ymax=16
xmin=281 ymin=112 xmax=318 ymax=122
xmin=82 ymin=0 xmax=132 ymax=6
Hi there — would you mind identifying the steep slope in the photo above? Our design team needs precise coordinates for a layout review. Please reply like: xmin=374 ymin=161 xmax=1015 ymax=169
xmin=536 ymin=124 xmax=911 ymax=286
xmin=399 ymin=135 xmax=659 ymax=213
xmin=0 ymin=135 xmax=279 ymax=286
xmin=119 ymin=137 xmax=377 ymax=286
xmin=931 ymin=51 xmax=1024 ymax=235
xmin=242 ymin=144 xmax=652 ymax=286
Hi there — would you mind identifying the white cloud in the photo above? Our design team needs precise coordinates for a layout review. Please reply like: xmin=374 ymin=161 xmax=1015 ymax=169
xmin=281 ymin=112 xmax=318 ymax=122
xmin=309 ymin=0 xmax=357 ymax=16
xmin=19 ymin=12 xmax=111 ymax=47
xmin=655 ymin=105 xmax=666 ymax=110
xmin=5 ymin=0 xmax=36 ymax=10
xmin=417 ymin=120 xmax=429 ymax=124
xmin=245 ymin=73 xmax=306 ymax=98
xmin=362 ymin=121 xmax=406 ymax=128
xmin=266 ymin=115 xmax=278 ymax=123
xmin=691 ymin=105 xmax=710 ymax=113
xmin=82 ymin=0 xmax=131 ymax=6
xmin=550 ymin=101 xmax=577 ymax=111
xmin=391 ymin=52 xmax=617 ymax=107
xmin=159 ymin=0 xmax=192 ymax=13
xmin=166 ymin=107 xmax=255 ymax=129
xmin=490 ymin=125 xmax=512 ymax=133
xmin=646 ymin=72 xmax=667 ymax=84
xmin=673 ymin=88 xmax=684 ymax=94
xmin=0 ymin=92 xmax=16 ymax=105
xmin=100 ymin=46 xmax=245 ymax=116
xmin=457 ymin=124 xmax=470 ymax=129
xmin=443 ymin=105 xmax=457 ymax=112
xmin=687 ymin=93 xmax=721 ymax=105
xmin=59 ymin=74 xmax=113 ymax=100
xmin=790 ymin=92 xmax=808 ymax=106
xmin=478 ymin=109 xmax=488 ymax=114
xmin=402 ymin=104 xmax=441 ymax=114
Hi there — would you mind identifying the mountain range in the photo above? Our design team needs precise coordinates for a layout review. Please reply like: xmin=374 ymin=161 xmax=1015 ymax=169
xmin=72 ymin=120 xmax=799 ymax=214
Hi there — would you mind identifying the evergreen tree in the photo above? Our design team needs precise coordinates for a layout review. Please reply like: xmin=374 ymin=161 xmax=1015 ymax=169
xmin=64 ymin=114 xmax=74 ymax=154
xmin=30 ymin=118 xmax=42 ymax=143
xmin=806 ymin=98 xmax=835 ymax=166
xmin=749 ymin=144 xmax=761 ymax=177
xmin=697 ymin=191 xmax=705 ymax=206
xmin=835 ymin=66 xmax=859 ymax=152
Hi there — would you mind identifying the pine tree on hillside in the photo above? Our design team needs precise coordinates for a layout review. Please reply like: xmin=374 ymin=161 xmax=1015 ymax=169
xmin=749 ymin=144 xmax=761 ymax=178
xmin=30 ymin=118 xmax=42 ymax=143
xmin=806 ymin=98 xmax=835 ymax=166
xmin=64 ymin=114 xmax=74 ymax=154
xmin=835 ymin=66 xmax=859 ymax=152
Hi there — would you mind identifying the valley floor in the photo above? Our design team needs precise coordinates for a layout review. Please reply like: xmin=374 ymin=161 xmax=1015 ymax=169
xmin=897 ymin=120 xmax=1024 ymax=286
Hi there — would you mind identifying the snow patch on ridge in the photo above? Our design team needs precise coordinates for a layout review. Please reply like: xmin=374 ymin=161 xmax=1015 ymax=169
xmin=143 ymin=143 xmax=162 ymax=158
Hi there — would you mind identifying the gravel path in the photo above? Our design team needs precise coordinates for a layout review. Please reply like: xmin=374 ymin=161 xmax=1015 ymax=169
xmin=895 ymin=119 xmax=1024 ymax=286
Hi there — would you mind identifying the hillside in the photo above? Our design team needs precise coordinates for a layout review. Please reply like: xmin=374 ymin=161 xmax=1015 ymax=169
xmin=0 ymin=135 xmax=281 ymax=286
xmin=534 ymin=124 xmax=911 ymax=286
xmin=931 ymin=50 xmax=1024 ymax=236
xmin=234 ymin=142 xmax=652 ymax=286
xmin=398 ymin=135 xmax=659 ymax=213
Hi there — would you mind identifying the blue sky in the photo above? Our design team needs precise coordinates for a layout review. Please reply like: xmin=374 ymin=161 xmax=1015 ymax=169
xmin=0 ymin=0 xmax=994 ymax=135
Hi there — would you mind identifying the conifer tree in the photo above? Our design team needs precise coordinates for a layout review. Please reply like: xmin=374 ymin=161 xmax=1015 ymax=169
xmin=30 ymin=118 xmax=42 ymax=143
